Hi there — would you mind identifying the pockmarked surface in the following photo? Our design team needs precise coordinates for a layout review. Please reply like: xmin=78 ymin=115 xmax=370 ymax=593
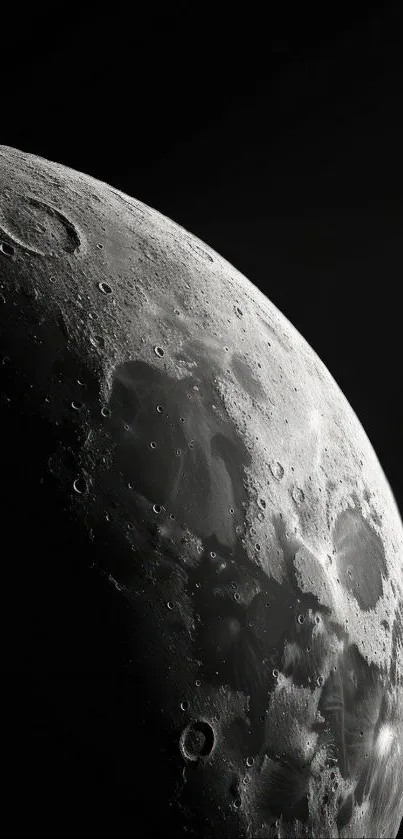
xmin=1 ymin=145 xmax=402 ymax=837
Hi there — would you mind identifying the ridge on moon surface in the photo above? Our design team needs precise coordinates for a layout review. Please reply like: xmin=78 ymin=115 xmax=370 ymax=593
xmin=0 ymin=143 xmax=403 ymax=838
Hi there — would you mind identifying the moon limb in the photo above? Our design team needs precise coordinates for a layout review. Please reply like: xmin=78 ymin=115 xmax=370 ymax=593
xmin=0 ymin=144 xmax=403 ymax=838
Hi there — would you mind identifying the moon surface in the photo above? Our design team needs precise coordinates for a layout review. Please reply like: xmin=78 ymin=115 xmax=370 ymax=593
xmin=1 ymin=144 xmax=403 ymax=837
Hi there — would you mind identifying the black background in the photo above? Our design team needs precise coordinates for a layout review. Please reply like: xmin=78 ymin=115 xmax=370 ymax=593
xmin=1 ymin=2 xmax=403 ymax=835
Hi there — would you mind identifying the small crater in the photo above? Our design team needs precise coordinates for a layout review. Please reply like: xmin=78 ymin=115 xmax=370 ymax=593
xmin=188 ymin=241 xmax=214 ymax=262
xmin=0 ymin=241 xmax=15 ymax=258
xmin=73 ymin=477 xmax=87 ymax=495
xmin=97 ymin=281 xmax=112 ymax=295
xmin=91 ymin=334 xmax=105 ymax=348
xmin=292 ymin=486 xmax=305 ymax=504
xmin=270 ymin=461 xmax=284 ymax=481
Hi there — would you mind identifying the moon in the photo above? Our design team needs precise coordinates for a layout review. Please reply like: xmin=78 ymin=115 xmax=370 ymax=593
xmin=1 ymin=144 xmax=403 ymax=838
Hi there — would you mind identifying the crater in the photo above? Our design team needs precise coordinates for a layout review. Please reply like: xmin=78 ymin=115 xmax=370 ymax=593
xmin=0 ymin=193 xmax=82 ymax=256
xmin=179 ymin=720 xmax=216 ymax=762
xmin=187 ymin=239 xmax=214 ymax=263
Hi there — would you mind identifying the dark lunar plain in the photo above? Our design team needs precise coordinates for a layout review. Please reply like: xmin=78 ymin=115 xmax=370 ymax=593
xmin=1 ymin=3 xmax=403 ymax=837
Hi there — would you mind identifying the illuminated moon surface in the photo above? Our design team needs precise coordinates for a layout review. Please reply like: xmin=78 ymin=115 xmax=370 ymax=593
xmin=1 ymin=144 xmax=403 ymax=838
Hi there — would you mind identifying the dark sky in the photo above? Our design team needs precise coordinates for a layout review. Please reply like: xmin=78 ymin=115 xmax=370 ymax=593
xmin=2 ymin=3 xmax=402 ymax=514
xmin=1 ymin=3 xmax=403 ymax=836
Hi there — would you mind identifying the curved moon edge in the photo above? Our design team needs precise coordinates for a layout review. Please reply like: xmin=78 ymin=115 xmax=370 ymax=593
xmin=0 ymin=144 xmax=403 ymax=838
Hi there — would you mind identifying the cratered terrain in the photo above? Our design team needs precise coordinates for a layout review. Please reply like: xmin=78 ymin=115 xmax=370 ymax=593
xmin=0 ymin=144 xmax=403 ymax=838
